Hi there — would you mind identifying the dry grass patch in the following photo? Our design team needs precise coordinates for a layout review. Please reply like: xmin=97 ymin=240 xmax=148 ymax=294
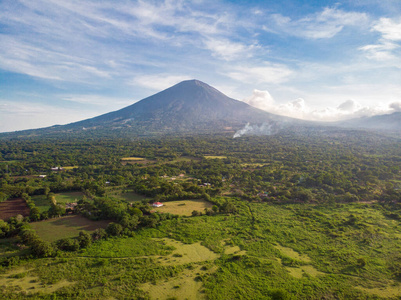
xmin=204 ymin=155 xmax=227 ymax=159
xmin=154 ymin=199 xmax=213 ymax=216
xmin=274 ymin=245 xmax=311 ymax=263
xmin=156 ymin=238 xmax=219 ymax=266
xmin=121 ymin=157 xmax=145 ymax=161
xmin=141 ymin=264 xmax=217 ymax=300
xmin=356 ymin=283 xmax=401 ymax=298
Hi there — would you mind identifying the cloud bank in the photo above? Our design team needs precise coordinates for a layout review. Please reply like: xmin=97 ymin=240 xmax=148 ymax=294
xmin=243 ymin=89 xmax=400 ymax=122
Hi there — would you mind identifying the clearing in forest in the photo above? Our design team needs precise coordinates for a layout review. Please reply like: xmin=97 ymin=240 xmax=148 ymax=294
xmin=0 ymin=198 xmax=30 ymax=220
xmin=153 ymin=199 xmax=213 ymax=216
xmin=106 ymin=189 xmax=149 ymax=203
xmin=30 ymin=215 xmax=109 ymax=242
xmin=32 ymin=192 xmax=85 ymax=212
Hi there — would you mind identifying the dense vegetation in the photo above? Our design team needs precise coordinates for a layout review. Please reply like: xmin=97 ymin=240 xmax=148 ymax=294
xmin=1 ymin=127 xmax=401 ymax=299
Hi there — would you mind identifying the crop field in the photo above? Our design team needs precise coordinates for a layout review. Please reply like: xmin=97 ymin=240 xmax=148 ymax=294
xmin=0 ymin=198 xmax=30 ymax=220
xmin=153 ymin=199 xmax=214 ymax=216
xmin=30 ymin=215 xmax=109 ymax=242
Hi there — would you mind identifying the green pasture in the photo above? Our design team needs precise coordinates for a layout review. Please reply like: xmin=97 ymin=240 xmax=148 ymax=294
xmin=32 ymin=192 xmax=85 ymax=212
xmin=105 ymin=189 xmax=149 ymax=203
xmin=30 ymin=215 xmax=109 ymax=242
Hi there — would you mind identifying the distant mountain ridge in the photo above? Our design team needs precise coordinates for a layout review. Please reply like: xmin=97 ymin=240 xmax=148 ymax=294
xmin=337 ymin=112 xmax=401 ymax=131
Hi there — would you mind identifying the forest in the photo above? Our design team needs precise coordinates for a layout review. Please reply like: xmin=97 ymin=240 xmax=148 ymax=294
xmin=1 ymin=127 xmax=401 ymax=299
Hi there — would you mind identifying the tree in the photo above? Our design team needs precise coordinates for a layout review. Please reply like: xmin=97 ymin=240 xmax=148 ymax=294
xmin=32 ymin=240 xmax=55 ymax=257
xmin=29 ymin=207 xmax=41 ymax=222
xmin=78 ymin=231 xmax=92 ymax=248
xmin=106 ymin=222 xmax=123 ymax=236
xmin=92 ymin=228 xmax=107 ymax=240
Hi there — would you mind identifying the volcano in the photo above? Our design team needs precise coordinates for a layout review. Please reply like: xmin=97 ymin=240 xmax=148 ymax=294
xmin=3 ymin=79 xmax=297 ymax=136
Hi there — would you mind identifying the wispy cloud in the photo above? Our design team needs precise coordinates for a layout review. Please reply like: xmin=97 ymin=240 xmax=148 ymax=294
xmin=226 ymin=63 xmax=293 ymax=84
xmin=268 ymin=7 xmax=369 ymax=39
xmin=360 ymin=17 xmax=401 ymax=64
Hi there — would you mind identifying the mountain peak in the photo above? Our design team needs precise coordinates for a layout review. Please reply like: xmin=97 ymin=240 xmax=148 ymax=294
xmin=7 ymin=80 xmax=293 ymax=136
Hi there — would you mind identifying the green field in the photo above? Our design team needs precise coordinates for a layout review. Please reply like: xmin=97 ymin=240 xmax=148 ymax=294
xmin=105 ymin=189 xmax=150 ymax=203
xmin=32 ymin=192 xmax=85 ymax=212
xmin=54 ymin=192 xmax=84 ymax=204
xmin=30 ymin=215 xmax=109 ymax=242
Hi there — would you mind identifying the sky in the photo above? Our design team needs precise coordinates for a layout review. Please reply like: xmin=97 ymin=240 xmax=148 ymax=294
xmin=0 ymin=0 xmax=401 ymax=132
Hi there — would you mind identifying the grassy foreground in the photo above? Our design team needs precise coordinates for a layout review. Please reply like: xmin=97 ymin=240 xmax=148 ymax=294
xmin=1 ymin=202 xmax=401 ymax=299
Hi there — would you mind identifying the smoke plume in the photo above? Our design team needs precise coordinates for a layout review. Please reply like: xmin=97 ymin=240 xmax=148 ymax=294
xmin=233 ymin=122 xmax=277 ymax=138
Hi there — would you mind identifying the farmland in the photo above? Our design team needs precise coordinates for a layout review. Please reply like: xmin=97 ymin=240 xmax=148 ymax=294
xmin=0 ymin=199 xmax=29 ymax=220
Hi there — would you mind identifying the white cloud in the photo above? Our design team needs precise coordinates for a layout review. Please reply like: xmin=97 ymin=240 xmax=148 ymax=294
xmin=269 ymin=7 xmax=368 ymax=39
xmin=243 ymin=89 xmax=395 ymax=122
xmin=227 ymin=63 xmax=293 ymax=84
xmin=360 ymin=17 xmax=401 ymax=63
xmin=130 ymin=74 xmax=193 ymax=91
xmin=373 ymin=17 xmax=401 ymax=41
xmin=203 ymin=38 xmax=258 ymax=61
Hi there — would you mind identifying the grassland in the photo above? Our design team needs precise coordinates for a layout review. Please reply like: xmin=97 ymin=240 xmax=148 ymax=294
xmin=30 ymin=215 xmax=109 ymax=242
xmin=2 ymin=202 xmax=401 ymax=299
xmin=153 ymin=199 xmax=213 ymax=216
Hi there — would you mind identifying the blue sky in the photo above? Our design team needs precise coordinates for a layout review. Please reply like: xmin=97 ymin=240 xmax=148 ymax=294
xmin=1 ymin=0 xmax=400 ymax=132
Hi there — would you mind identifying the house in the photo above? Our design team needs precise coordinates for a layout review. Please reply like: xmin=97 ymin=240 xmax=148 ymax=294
xmin=258 ymin=192 xmax=269 ymax=198
xmin=38 ymin=175 xmax=47 ymax=178
xmin=152 ymin=202 xmax=163 ymax=207
xmin=51 ymin=167 xmax=64 ymax=171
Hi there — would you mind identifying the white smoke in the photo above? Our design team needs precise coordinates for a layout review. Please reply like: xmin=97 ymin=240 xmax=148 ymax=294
xmin=233 ymin=122 xmax=276 ymax=138
xmin=243 ymin=89 xmax=400 ymax=121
